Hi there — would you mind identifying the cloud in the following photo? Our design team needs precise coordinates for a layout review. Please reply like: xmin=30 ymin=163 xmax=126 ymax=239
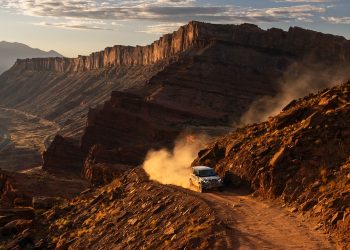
xmin=0 ymin=0 xmax=330 ymax=32
xmin=275 ymin=0 xmax=331 ymax=2
xmin=322 ymin=16 xmax=350 ymax=24
xmin=139 ymin=22 xmax=186 ymax=34
xmin=263 ymin=4 xmax=326 ymax=22
xmin=35 ymin=21 xmax=113 ymax=31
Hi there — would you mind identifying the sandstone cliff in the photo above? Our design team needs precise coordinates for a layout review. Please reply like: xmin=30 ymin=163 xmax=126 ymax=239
xmin=13 ymin=21 xmax=350 ymax=72
xmin=13 ymin=21 xmax=203 ymax=72
xmin=35 ymin=22 xmax=350 ymax=184
xmin=2 ymin=21 xmax=350 ymax=173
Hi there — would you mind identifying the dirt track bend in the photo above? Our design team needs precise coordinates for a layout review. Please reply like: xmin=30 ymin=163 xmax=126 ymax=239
xmin=0 ymin=106 xmax=60 ymax=170
xmin=200 ymin=190 xmax=335 ymax=250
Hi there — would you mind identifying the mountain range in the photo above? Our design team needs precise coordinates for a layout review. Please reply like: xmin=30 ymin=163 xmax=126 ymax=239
xmin=0 ymin=41 xmax=62 ymax=74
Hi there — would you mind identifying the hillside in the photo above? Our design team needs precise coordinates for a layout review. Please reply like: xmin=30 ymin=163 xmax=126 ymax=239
xmin=0 ymin=21 xmax=349 ymax=249
xmin=3 ymin=79 xmax=350 ymax=248
xmin=0 ymin=168 xmax=231 ymax=249
xmin=193 ymin=81 xmax=350 ymax=248
xmin=0 ymin=167 xmax=337 ymax=249
xmin=1 ymin=21 xmax=350 ymax=171
xmin=0 ymin=41 xmax=62 ymax=74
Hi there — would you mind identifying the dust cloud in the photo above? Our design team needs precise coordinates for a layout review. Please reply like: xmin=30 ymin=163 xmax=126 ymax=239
xmin=143 ymin=134 xmax=209 ymax=189
xmin=239 ymin=63 xmax=350 ymax=126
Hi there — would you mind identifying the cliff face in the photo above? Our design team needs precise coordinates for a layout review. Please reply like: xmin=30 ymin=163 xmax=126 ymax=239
xmin=42 ymin=135 xmax=83 ymax=174
xmin=2 ymin=21 xmax=350 ymax=173
xmin=13 ymin=22 xmax=350 ymax=72
xmin=13 ymin=21 xmax=201 ymax=72
xmin=36 ymin=22 xmax=350 ymax=185
xmin=76 ymin=90 xmax=228 ymax=185
xmin=192 ymin=81 xmax=350 ymax=247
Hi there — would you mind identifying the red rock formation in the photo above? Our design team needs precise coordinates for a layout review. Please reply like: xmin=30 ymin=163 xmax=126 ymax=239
xmin=13 ymin=22 xmax=350 ymax=72
xmin=39 ymin=22 xmax=350 ymax=185
xmin=1 ymin=168 xmax=229 ymax=249
xmin=0 ymin=168 xmax=88 ymax=208
xmin=83 ymin=144 xmax=135 ymax=186
xmin=192 ymin=81 xmax=350 ymax=247
xmin=3 ymin=21 xmax=350 ymax=183
xmin=42 ymin=135 xmax=83 ymax=174
xmin=13 ymin=21 xmax=203 ymax=72
xmin=77 ymin=90 xmax=227 ymax=184
xmin=81 ymin=91 xmax=221 ymax=153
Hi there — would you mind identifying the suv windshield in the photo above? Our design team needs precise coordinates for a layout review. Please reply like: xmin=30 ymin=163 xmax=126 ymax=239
xmin=198 ymin=169 xmax=216 ymax=177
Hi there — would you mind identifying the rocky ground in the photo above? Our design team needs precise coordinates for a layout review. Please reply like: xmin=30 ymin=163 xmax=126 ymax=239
xmin=0 ymin=167 xmax=88 ymax=208
xmin=0 ymin=167 xmax=339 ymax=250
xmin=0 ymin=168 xmax=230 ymax=249
xmin=193 ymin=81 xmax=350 ymax=248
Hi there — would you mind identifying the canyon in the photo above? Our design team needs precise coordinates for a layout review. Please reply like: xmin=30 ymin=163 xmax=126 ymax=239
xmin=1 ymin=21 xmax=350 ymax=172
xmin=0 ymin=21 xmax=349 ymax=249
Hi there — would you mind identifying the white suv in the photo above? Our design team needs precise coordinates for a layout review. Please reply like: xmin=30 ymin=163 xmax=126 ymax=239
xmin=189 ymin=166 xmax=223 ymax=192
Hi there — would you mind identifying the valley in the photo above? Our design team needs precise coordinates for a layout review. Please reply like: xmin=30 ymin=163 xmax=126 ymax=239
xmin=0 ymin=21 xmax=349 ymax=249
xmin=0 ymin=107 xmax=59 ymax=171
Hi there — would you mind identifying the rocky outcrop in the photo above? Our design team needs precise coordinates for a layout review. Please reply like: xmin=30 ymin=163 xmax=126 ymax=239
xmin=192 ymin=81 xmax=350 ymax=248
xmin=41 ymin=20 xmax=350 ymax=183
xmin=42 ymin=135 xmax=83 ymax=174
xmin=0 ymin=168 xmax=88 ymax=208
xmin=3 ymin=21 xmax=350 ymax=181
xmin=83 ymin=145 xmax=134 ymax=186
xmin=82 ymin=91 xmax=221 ymax=154
xmin=1 ymin=168 xmax=230 ymax=249
xmin=75 ymin=90 xmax=226 ymax=184
xmin=13 ymin=21 xmax=204 ymax=72
xmin=12 ymin=22 xmax=350 ymax=72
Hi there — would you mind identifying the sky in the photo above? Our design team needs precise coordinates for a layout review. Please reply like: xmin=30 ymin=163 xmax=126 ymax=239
xmin=0 ymin=0 xmax=349 ymax=57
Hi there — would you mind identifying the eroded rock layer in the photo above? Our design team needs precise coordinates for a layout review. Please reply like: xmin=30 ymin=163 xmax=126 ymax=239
xmin=0 ymin=167 xmax=88 ymax=208
xmin=193 ymin=81 xmax=350 ymax=248
xmin=38 ymin=22 xmax=350 ymax=183
xmin=2 ymin=21 xmax=350 ymax=176
xmin=13 ymin=22 xmax=350 ymax=72
xmin=2 ymin=21 xmax=350 ymax=138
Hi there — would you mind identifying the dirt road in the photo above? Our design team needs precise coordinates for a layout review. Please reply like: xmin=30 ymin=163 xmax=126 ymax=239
xmin=0 ymin=106 xmax=60 ymax=170
xmin=201 ymin=190 xmax=335 ymax=250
